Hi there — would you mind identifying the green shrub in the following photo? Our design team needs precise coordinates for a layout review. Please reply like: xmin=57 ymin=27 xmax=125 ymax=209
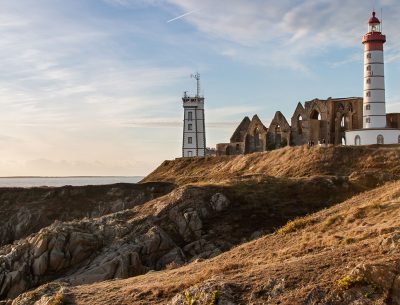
xmin=209 ymin=291 xmax=220 ymax=305
xmin=185 ymin=291 xmax=198 ymax=305
xmin=337 ymin=275 xmax=367 ymax=290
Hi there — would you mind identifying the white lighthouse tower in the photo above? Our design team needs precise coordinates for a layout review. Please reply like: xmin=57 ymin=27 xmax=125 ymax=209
xmin=346 ymin=11 xmax=400 ymax=145
xmin=363 ymin=11 xmax=386 ymax=129
xmin=182 ymin=73 xmax=206 ymax=157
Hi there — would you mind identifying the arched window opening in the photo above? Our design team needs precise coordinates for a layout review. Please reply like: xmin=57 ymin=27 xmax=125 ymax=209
xmin=377 ymin=135 xmax=384 ymax=145
xmin=236 ymin=144 xmax=240 ymax=153
xmin=341 ymin=116 xmax=345 ymax=128
xmin=342 ymin=137 xmax=346 ymax=145
xmin=355 ymin=135 xmax=361 ymax=146
xmin=338 ymin=104 xmax=344 ymax=112
xmin=254 ymin=128 xmax=260 ymax=147
xmin=311 ymin=110 xmax=321 ymax=120
xmin=297 ymin=115 xmax=303 ymax=135
xmin=348 ymin=103 xmax=353 ymax=112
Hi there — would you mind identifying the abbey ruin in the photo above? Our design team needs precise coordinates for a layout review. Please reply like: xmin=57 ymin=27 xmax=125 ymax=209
xmin=216 ymin=97 xmax=400 ymax=156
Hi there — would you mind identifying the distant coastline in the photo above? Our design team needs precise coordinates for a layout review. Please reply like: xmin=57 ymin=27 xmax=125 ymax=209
xmin=0 ymin=176 xmax=144 ymax=188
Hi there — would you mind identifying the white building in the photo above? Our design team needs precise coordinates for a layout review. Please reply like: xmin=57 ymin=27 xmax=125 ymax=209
xmin=182 ymin=73 xmax=206 ymax=157
xmin=346 ymin=11 xmax=400 ymax=145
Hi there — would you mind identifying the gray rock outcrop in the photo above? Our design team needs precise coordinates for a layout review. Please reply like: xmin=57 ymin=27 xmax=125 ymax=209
xmin=0 ymin=186 xmax=230 ymax=300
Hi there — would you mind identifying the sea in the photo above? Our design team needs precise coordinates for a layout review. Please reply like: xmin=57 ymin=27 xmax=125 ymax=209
xmin=0 ymin=176 xmax=144 ymax=188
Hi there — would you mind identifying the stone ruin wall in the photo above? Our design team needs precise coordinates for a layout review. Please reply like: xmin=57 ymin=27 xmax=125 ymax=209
xmin=216 ymin=97 xmax=400 ymax=156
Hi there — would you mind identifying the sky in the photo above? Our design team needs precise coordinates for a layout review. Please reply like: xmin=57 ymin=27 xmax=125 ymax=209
xmin=0 ymin=0 xmax=400 ymax=176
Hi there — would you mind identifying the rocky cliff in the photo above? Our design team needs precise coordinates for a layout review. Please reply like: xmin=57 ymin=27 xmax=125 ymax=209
xmin=0 ymin=182 xmax=174 ymax=247
xmin=0 ymin=145 xmax=399 ymax=305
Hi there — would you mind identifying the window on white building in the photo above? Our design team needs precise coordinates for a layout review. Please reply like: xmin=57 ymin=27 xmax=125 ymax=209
xmin=366 ymin=117 xmax=371 ymax=123
xmin=366 ymin=65 xmax=371 ymax=71
xmin=188 ymin=112 xmax=193 ymax=121
xmin=188 ymin=151 xmax=193 ymax=157
xmin=188 ymin=137 xmax=192 ymax=144
xmin=366 ymin=78 xmax=371 ymax=84
xmin=188 ymin=124 xmax=193 ymax=130
xmin=355 ymin=135 xmax=361 ymax=146
xmin=366 ymin=105 xmax=371 ymax=110
xmin=367 ymin=53 xmax=371 ymax=59
xmin=377 ymin=135 xmax=384 ymax=144
xmin=366 ymin=91 xmax=371 ymax=97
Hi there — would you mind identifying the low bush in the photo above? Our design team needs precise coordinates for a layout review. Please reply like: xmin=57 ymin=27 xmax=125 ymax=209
xmin=337 ymin=275 xmax=367 ymax=290
xmin=277 ymin=217 xmax=314 ymax=235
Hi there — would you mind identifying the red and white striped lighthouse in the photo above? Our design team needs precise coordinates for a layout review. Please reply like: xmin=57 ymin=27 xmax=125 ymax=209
xmin=363 ymin=11 xmax=386 ymax=129
xmin=346 ymin=11 xmax=400 ymax=146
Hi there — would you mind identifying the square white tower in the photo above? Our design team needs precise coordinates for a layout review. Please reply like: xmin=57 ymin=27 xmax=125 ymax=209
xmin=182 ymin=73 xmax=206 ymax=157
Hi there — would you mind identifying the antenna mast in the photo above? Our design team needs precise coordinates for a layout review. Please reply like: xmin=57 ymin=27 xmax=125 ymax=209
xmin=191 ymin=72 xmax=200 ymax=97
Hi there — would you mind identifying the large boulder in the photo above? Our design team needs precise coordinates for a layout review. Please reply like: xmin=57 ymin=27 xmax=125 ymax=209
xmin=210 ymin=193 xmax=230 ymax=212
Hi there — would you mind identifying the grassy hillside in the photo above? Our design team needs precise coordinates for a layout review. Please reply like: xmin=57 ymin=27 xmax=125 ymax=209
xmin=4 ymin=146 xmax=400 ymax=305
xmin=143 ymin=145 xmax=400 ymax=185
xmin=61 ymin=181 xmax=400 ymax=304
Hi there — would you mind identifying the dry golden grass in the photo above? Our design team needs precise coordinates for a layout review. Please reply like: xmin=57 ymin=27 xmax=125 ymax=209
xmin=66 ymin=181 xmax=400 ymax=305
xmin=142 ymin=145 xmax=400 ymax=185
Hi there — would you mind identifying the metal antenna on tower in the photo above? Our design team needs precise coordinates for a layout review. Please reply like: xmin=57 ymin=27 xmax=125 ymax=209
xmin=191 ymin=72 xmax=200 ymax=98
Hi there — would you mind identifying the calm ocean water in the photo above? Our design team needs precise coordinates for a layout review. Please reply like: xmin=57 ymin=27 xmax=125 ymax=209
xmin=0 ymin=176 xmax=144 ymax=188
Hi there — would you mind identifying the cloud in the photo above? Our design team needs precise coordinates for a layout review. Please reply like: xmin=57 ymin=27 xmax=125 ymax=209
xmin=163 ymin=0 xmax=400 ymax=69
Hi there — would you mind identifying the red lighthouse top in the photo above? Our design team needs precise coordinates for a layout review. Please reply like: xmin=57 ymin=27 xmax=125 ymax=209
xmin=362 ymin=11 xmax=386 ymax=50
xmin=368 ymin=11 xmax=380 ymax=24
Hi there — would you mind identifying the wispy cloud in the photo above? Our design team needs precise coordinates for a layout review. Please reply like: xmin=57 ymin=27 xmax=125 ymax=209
xmin=163 ymin=0 xmax=400 ymax=70
xmin=167 ymin=10 xmax=199 ymax=23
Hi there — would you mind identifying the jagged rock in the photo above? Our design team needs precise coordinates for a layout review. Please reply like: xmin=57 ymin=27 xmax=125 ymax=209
xmin=156 ymin=247 xmax=186 ymax=269
xmin=380 ymin=233 xmax=400 ymax=253
xmin=0 ymin=182 xmax=174 ymax=247
xmin=11 ymin=282 xmax=67 ymax=305
xmin=67 ymin=232 xmax=99 ymax=265
xmin=183 ymin=239 xmax=222 ymax=259
xmin=140 ymin=226 xmax=176 ymax=266
xmin=0 ymin=187 xmax=241 ymax=301
xmin=210 ymin=193 xmax=230 ymax=212
xmin=350 ymin=262 xmax=400 ymax=304
xmin=249 ymin=278 xmax=286 ymax=303
xmin=351 ymin=262 xmax=397 ymax=291
xmin=168 ymin=280 xmax=236 ymax=305
xmin=32 ymin=253 xmax=48 ymax=276
xmin=170 ymin=208 xmax=203 ymax=242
